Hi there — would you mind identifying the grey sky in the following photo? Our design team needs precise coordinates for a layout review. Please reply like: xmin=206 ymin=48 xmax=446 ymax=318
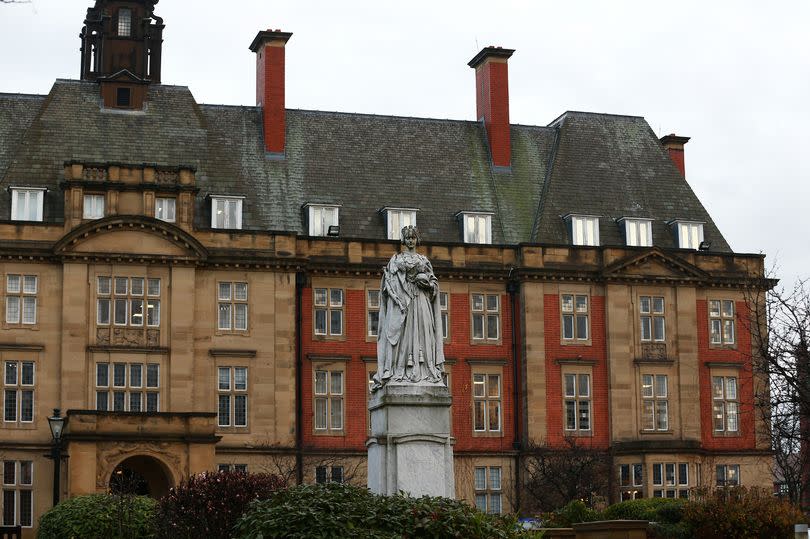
xmin=1 ymin=0 xmax=807 ymax=286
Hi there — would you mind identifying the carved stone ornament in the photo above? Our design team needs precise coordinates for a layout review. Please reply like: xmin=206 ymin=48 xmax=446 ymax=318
xmin=95 ymin=441 xmax=181 ymax=488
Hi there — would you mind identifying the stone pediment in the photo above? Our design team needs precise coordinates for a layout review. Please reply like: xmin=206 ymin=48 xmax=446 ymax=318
xmin=602 ymin=247 xmax=708 ymax=282
xmin=54 ymin=216 xmax=207 ymax=261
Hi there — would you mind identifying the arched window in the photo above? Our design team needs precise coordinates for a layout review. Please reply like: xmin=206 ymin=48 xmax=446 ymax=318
xmin=118 ymin=8 xmax=132 ymax=37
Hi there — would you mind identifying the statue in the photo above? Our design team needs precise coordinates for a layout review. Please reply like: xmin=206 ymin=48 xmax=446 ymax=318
xmin=372 ymin=226 xmax=445 ymax=390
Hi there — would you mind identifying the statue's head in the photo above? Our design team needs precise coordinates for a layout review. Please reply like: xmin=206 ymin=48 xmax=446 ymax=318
xmin=400 ymin=225 xmax=420 ymax=246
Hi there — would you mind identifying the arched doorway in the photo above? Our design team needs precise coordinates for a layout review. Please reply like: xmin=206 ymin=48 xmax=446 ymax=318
xmin=109 ymin=455 xmax=173 ymax=498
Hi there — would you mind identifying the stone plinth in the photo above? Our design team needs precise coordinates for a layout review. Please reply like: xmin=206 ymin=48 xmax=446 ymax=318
xmin=367 ymin=382 xmax=454 ymax=498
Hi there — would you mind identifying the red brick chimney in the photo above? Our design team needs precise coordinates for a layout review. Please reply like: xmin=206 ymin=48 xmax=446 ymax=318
xmin=660 ymin=134 xmax=690 ymax=177
xmin=249 ymin=30 xmax=292 ymax=156
xmin=468 ymin=46 xmax=515 ymax=169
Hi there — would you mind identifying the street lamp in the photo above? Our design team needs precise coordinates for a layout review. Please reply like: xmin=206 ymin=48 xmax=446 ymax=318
xmin=47 ymin=408 xmax=65 ymax=507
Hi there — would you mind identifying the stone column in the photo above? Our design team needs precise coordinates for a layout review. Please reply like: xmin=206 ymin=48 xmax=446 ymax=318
xmin=367 ymin=382 xmax=454 ymax=498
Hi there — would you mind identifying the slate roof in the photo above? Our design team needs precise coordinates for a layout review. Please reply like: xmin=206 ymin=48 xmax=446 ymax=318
xmin=0 ymin=79 xmax=731 ymax=251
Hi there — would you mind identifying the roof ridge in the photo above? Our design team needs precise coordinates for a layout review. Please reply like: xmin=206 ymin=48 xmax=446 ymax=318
xmin=0 ymin=92 xmax=46 ymax=99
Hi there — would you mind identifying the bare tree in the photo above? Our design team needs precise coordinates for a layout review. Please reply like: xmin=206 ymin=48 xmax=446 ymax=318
xmin=521 ymin=437 xmax=610 ymax=514
xmin=252 ymin=441 xmax=364 ymax=487
xmin=745 ymin=276 xmax=810 ymax=509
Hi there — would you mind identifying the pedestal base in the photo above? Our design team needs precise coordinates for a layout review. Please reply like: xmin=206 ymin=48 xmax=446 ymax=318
xmin=367 ymin=382 xmax=455 ymax=498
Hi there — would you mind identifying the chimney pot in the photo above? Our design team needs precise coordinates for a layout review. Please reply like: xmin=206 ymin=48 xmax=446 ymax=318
xmin=468 ymin=46 xmax=515 ymax=169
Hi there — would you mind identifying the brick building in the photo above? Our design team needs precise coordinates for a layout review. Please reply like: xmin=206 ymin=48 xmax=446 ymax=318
xmin=0 ymin=0 xmax=771 ymax=534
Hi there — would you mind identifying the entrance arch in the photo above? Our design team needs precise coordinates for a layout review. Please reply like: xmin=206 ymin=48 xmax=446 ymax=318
xmin=109 ymin=455 xmax=174 ymax=498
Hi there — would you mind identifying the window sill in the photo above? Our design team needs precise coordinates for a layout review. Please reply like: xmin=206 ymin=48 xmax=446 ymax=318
xmin=312 ymin=430 xmax=345 ymax=437
xmin=1 ymin=422 xmax=37 ymax=430
xmin=470 ymin=339 xmax=503 ymax=346
xmin=472 ymin=430 xmax=504 ymax=438
xmin=708 ymin=344 xmax=737 ymax=351
xmin=312 ymin=334 xmax=347 ymax=342
xmin=712 ymin=430 xmax=741 ymax=438
xmin=639 ymin=430 xmax=674 ymax=435
xmin=560 ymin=339 xmax=592 ymax=347
xmin=563 ymin=430 xmax=593 ymax=437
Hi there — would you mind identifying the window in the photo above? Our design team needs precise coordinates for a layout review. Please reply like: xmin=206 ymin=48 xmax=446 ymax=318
xmin=460 ymin=212 xmax=493 ymax=244
xmin=563 ymin=373 xmax=591 ymax=432
xmin=217 ymin=282 xmax=248 ymax=331
xmin=5 ymin=275 xmax=37 ymax=325
xmin=314 ymin=369 xmax=343 ymax=432
xmin=367 ymin=289 xmax=380 ymax=337
xmin=712 ymin=376 xmax=739 ymax=433
xmin=307 ymin=205 xmax=339 ymax=236
xmin=641 ymin=374 xmax=668 ymax=431
xmin=117 ymin=8 xmax=132 ymax=36
xmin=619 ymin=463 xmax=644 ymax=500
xmin=471 ymin=293 xmax=499 ymax=341
xmin=155 ymin=198 xmax=176 ymax=223
xmin=568 ymin=215 xmax=600 ymax=246
xmin=623 ymin=218 xmax=652 ymax=247
xmin=384 ymin=208 xmax=417 ymax=240
xmin=2 ymin=461 xmax=33 ymax=527
xmin=675 ymin=221 xmax=704 ymax=249
xmin=709 ymin=300 xmax=735 ymax=345
xmin=474 ymin=466 xmax=502 ymax=514
xmin=116 ymin=87 xmax=131 ymax=108
xmin=3 ymin=362 xmax=34 ymax=423
xmin=473 ymin=373 xmax=501 ymax=432
xmin=95 ymin=362 xmax=159 ymax=412
xmin=652 ymin=462 xmax=690 ymax=498
xmin=10 ymin=188 xmax=44 ymax=222
xmin=716 ymin=464 xmax=740 ymax=487
xmin=315 ymin=465 xmax=344 ymax=484
xmin=83 ymin=194 xmax=105 ymax=219
xmin=440 ymin=291 xmax=449 ymax=339
xmin=217 ymin=367 xmax=248 ymax=428
xmin=97 ymin=276 xmax=160 ymax=328
xmin=639 ymin=296 xmax=665 ymax=342
xmin=211 ymin=196 xmax=243 ymax=229
xmin=561 ymin=294 xmax=588 ymax=341
xmin=314 ymin=288 xmax=343 ymax=336
xmin=217 ymin=463 xmax=247 ymax=473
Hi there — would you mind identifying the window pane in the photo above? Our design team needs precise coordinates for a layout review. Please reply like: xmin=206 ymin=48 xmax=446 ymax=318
xmin=3 ymin=490 xmax=14 ymax=526
xmin=722 ymin=300 xmax=734 ymax=318
xmin=129 ymin=364 xmax=142 ymax=387
xmin=652 ymin=297 xmax=664 ymax=314
xmin=234 ymin=367 xmax=247 ymax=391
xmin=653 ymin=316 xmax=665 ymax=340
xmin=234 ymin=283 xmax=248 ymax=301
xmin=5 ymin=297 xmax=19 ymax=324
xmin=218 ymin=303 xmax=232 ymax=330
xmin=575 ymin=295 xmax=588 ymax=313
xmin=19 ymin=461 xmax=32 ymax=486
xmin=727 ymin=402 xmax=739 ymax=432
xmin=723 ymin=320 xmax=735 ymax=343
xmin=146 ymin=364 xmax=159 ymax=387
xmin=489 ymin=467 xmax=501 ymax=490
xmin=709 ymin=300 xmax=721 ymax=317
xmin=218 ymin=394 xmax=230 ymax=426
xmin=713 ymin=402 xmax=725 ymax=431
xmin=655 ymin=375 xmax=668 ymax=397
xmin=97 ymin=276 xmax=111 ymax=295
xmin=620 ymin=464 xmax=630 ymax=486
xmin=147 ymin=278 xmax=160 ymax=297
xmin=640 ymin=317 xmax=651 ymax=341
xmin=656 ymin=400 xmax=669 ymax=430
xmin=488 ymin=401 xmax=500 ymax=431
xmin=368 ymin=311 xmax=379 ymax=337
xmin=472 ymin=314 xmax=484 ymax=339
xmin=218 ymin=282 xmax=231 ymax=301
xmin=146 ymin=392 xmax=158 ymax=412
xmin=19 ymin=391 xmax=32 ymax=422
xmin=234 ymin=395 xmax=247 ymax=426
xmin=330 ymin=372 xmax=344 ymax=395
xmin=728 ymin=465 xmax=739 ymax=486
xmin=147 ymin=299 xmax=160 ymax=326
xmin=330 ymin=398 xmax=343 ymax=429
xmin=21 ymin=297 xmax=36 ymax=324
xmin=633 ymin=464 xmax=643 ymax=486
xmin=565 ymin=400 xmax=576 ymax=430
xmin=130 ymin=299 xmax=144 ymax=325
xmin=712 ymin=377 xmax=724 ymax=399
xmin=564 ymin=316 xmax=575 ymax=340
xmin=561 ymin=294 xmax=573 ymax=312
xmin=578 ymin=400 xmax=590 ymax=430
xmin=642 ymin=400 xmax=655 ymax=430
xmin=475 ymin=494 xmax=487 ymax=512
xmin=710 ymin=319 xmax=722 ymax=343
xmin=113 ymin=363 xmax=126 ymax=387
xmin=97 ymin=298 xmax=111 ymax=324
xmin=96 ymin=391 xmax=108 ymax=411
xmin=129 ymin=392 xmax=142 ymax=412
xmin=487 ymin=375 xmax=500 ymax=398
xmin=234 ymin=304 xmax=248 ymax=330
xmin=314 ymin=288 xmax=327 ymax=306
xmin=218 ymin=367 xmax=230 ymax=391
xmin=678 ymin=463 xmax=688 ymax=485
xmin=22 ymin=276 xmax=36 ymax=294
xmin=113 ymin=391 xmax=125 ymax=411
xmin=114 ymin=277 xmax=128 ymax=295
xmin=640 ymin=296 xmax=651 ymax=313
xmin=114 ymin=299 xmax=127 ymax=325
xmin=726 ymin=378 xmax=737 ymax=400
xmin=474 ymin=401 xmax=485 ymax=430
xmin=4 ymin=363 xmax=16 ymax=385
xmin=331 ymin=466 xmax=344 ymax=484
xmin=330 ymin=310 xmax=342 ymax=335
xmin=314 ymin=398 xmax=327 ymax=429
xmin=486 ymin=294 xmax=498 ymax=312
xmin=130 ymin=277 xmax=144 ymax=296
xmin=315 ymin=466 xmax=327 ymax=484
xmin=314 ymin=309 xmax=327 ymax=335
xmin=96 ymin=363 xmax=109 ymax=386
xmin=472 ymin=294 xmax=484 ymax=311
xmin=564 ymin=374 xmax=575 ymax=397
xmin=2 ymin=462 xmax=13 ymax=485
xmin=576 ymin=315 xmax=588 ymax=339
xmin=666 ymin=463 xmax=676 ymax=486
xmin=641 ymin=375 xmax=653 ymax=397
xmin=486 ymin=315 xmax=498 ymax=339
xmin=6 ymin=275 xmax=20 ymax=294
xmin=473 ymin=374 xmax=485 ymax=397
xmin=314 ymin=371 xmax=327 ymax=395
xmin=578 ymin=374 xmax=590 ymax=397
xmin=330 ymin=289 xmax=343 ymax=307
xmin=653 ymin=463 xmax=663 ymax=486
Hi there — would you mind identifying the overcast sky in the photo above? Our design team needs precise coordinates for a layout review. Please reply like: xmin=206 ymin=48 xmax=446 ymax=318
xmin=1 ymin=0 xmax=807 ymax=286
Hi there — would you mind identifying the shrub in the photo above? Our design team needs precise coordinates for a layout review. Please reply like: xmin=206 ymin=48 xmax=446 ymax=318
xmin=234 ymin=482 xmax=539 ymax=539
xmin=681 ymin=487 xmax=804 ymax=539
xmin=37 ymin=493 xmax=157 ymax=539
xmin=154 ymin=470 xmax=284 ymax=539
xmin=540 ymin=499 xmax=600 ymax=528
xmin=601 ymin=497 xmax=685 ymax=523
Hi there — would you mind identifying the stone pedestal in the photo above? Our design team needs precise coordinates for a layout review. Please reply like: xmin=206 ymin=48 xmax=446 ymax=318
xmin=367 ymin=382 xmax=455 ymax=498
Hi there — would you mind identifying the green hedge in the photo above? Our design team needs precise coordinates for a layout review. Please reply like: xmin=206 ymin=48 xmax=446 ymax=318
xmin=234 ymin=483 xmax=539 ymax=539
xmin=37 ymin=493 xmax=157 ymax=539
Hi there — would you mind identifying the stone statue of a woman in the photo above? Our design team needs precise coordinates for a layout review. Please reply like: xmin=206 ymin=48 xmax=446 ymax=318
xmin=372 ymin=226 xmax=445 ymax=390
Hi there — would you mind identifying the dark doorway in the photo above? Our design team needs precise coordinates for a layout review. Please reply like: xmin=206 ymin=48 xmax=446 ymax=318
xmin=109 ymin=455 xmax=172 ymax=498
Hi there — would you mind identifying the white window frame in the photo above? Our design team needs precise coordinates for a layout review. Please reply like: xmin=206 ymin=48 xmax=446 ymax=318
xmin=217 ymin=282 xmax=248 ymax=332
xmin=641 ymin=373 xmax=669 ymax=431
xmin=474 ymin=466 xmax=502 ymax=514
xmin=5 ymin=275 xmax=37 ymax=326
xmin=217 ymin=366 xmax=249 ymax=428
xmin=1 ymin=460 xmax=34 ymax=527
xmin=9 ymin=188 xmax=45 ymax=222
xmin=566 ymin=214 xmax=600 ymax=246
xmin=561 ymin=294 xmax=589 ymax=341
xmin=313 ymin=288 xmax=343 ymax=337
xmin=716 ymin=464 xmax=740 ymax=487
xmin=458 ymin=212 xmax=493 ymax=244
xmin=619 ymin=463 xmax=644 ymax=500
xmin=313 ymin=368 xmax=343 ymax=433
xmin=712 ymin=376 xmax=739 ymax=433
xmin=383 ymin=207 xmax=417 ymax=240
xmin=83 ymin=194 xmax=105 ymax=220
xmin=563 ymin=373 xmax=591 ymax=432
xmin=652 ymin=462 xmax=690 ymax=499
xmin=155 ymin=197 xmax=176 ymax=223
xmin=621 ymin=218 xmax=653 ymax=247
xmin=315 ymin=465 xmax=344 ymax=484
xmin=306 ymin=204 xmax=340 ymax=237
xmin=673 ymin=220 xmax=704 ymax=249
xmin=95 ymin=362 xmax=160 ymax=412
xmin=639 ymin=295 xmax=665 ymax=342
xmin=3 ymin=361 xmax=35 ymax=424
xmin=709 ymin=300 xmax=735 ymax=345
xmin=471 ymin=293 xmax=500 ymax=341
xmin=472 ymin=373 xmax=501 ymax=432
xmin=211 ymin=196 xmax=244 ymax=230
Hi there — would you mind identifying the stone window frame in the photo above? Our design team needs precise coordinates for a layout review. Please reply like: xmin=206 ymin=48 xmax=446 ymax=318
xmin=9 ymin=187 xmax=45 ymax=222
xmin=474 ymin=465 xmax=502 ymax=514
xmin=708 ymin=299 xmax=736 ymax=348
xmin=154 ymin=197 xmax=176 ymax=223
xmin=1 ymin=460 xmax=33 ymax=527
xmin=3 ymin=361 xmax=35 ymax=426
xmin=217 ymin=281 xmax=249 ymax=333
xmin=651 ymin=462 xmax=690 ymax=499
xmin=639 ymin=295 xmax=666 ymax=343
xmin=97 ymin=275 xmax=161 ymax=329
xmin=711 ymin=367 xmax=740 ymax=436
xmin=217 ymin=365 xmax=249 ymax=430
xmin=640 ymin=372 xmax=670 ymax=432
xmin=95 ymin=361 xmax=160 ymax=412
xmin=83 ymin=193 xmax=105 ymax=220
xmin=559 ymin=288 xmax=591 ymax=345
xmin=311 ymin=358 xmax=346 ymax=436
xmin=561 ymin=365 xmax=593 ymax=436
xmin=5 ymin=274 xmax=37 ymax=328
xmin=469 ymin=362 xmax=504 ymax=437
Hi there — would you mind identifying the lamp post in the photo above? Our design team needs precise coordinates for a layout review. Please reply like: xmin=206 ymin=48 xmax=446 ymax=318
xmin=47 ymin=408 xmax=65 ymax=507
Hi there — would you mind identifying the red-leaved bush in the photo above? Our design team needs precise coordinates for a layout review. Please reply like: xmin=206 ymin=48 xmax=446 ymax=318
xmin=154 ymin=470 xmax=283 ymax=539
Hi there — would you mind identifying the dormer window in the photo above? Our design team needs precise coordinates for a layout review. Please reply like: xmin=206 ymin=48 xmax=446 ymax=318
xmin=117 ymin=8 xmax=132 ymax=37
xmin=383 ymin=207 xmax=417 ymax=240
xmin=306 ymin=204 xmax=340 ymax=237
xmin=673 ymin=220 xmax=704 ymax=249
xmin=10 ymin=188 xmax=45 ymax=222
xmin=620 ymin=218 xmax=653 ymax=247
xmin=211 ymin=196 xmax=243 ymax=230
xmin=458 ymin=212 xmax=493 ymax=244
xmin=565 ymin=214 xmax=600 ymax=246
xmin=116 ymin=87 xmax=131 ymax=108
